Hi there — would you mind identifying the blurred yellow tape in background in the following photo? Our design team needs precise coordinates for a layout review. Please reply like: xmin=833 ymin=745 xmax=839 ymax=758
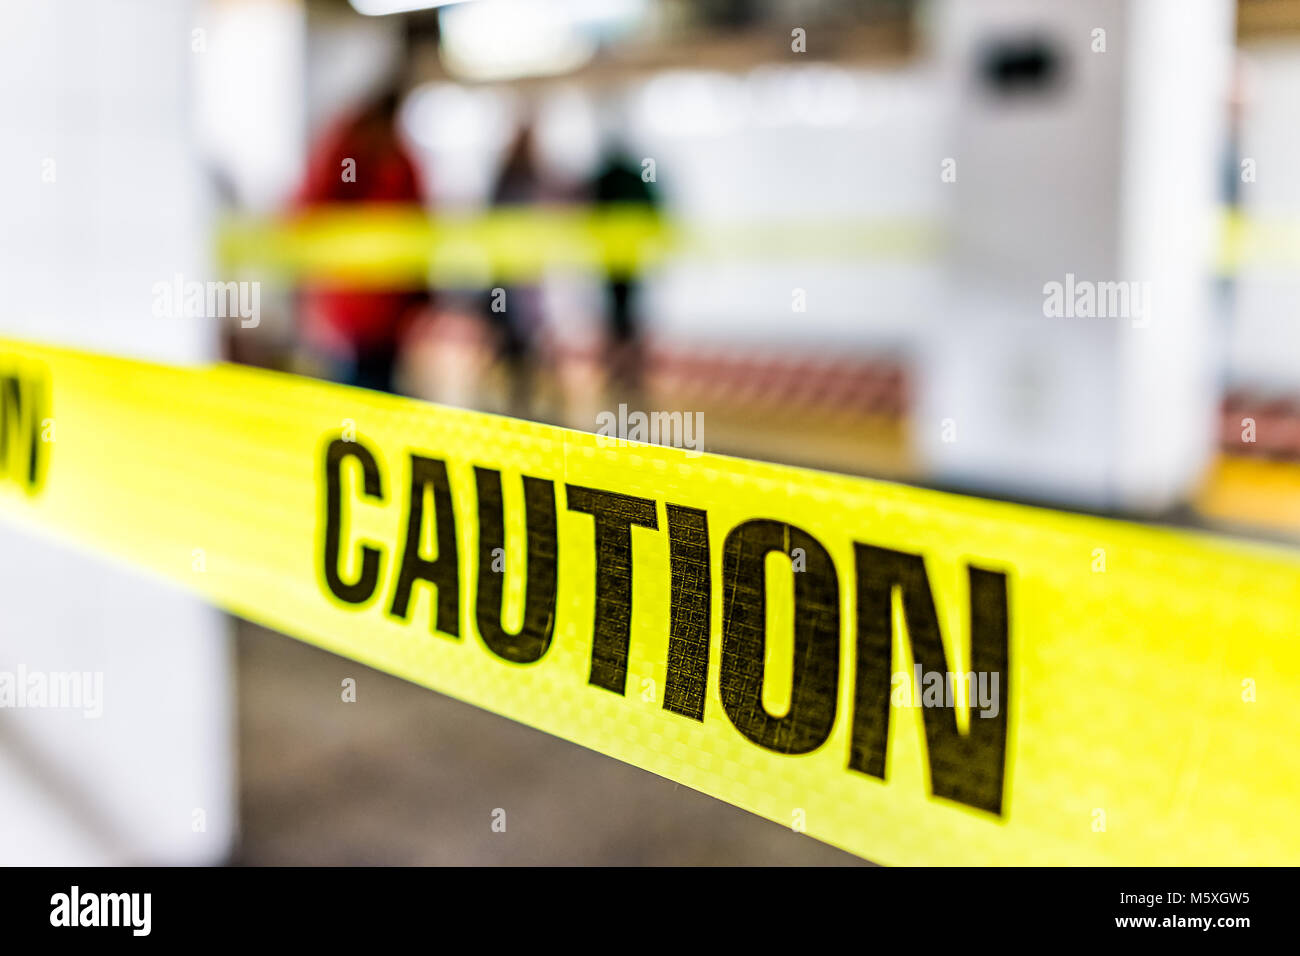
xmin=216 ymin=205 xmax=1282 ymax=283
xmin=1 ymin=338 xmax=1297 ymax=865
xmin=215 ymin=205 xmax=942 ymax=285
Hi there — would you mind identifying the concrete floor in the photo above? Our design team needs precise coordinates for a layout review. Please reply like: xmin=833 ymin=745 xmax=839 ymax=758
xmin=232 ymin=619 xmax=865 ymax=865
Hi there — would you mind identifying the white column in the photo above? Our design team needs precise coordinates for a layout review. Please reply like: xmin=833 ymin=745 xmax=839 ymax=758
xmin=0 ymin=0 xmax=234 ymax=864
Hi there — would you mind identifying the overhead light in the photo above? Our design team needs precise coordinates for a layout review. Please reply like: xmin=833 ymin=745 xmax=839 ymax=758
xmin=438 ymin=0 xmax=595 ymax=82
xmin=348 ymin=0 xmax=465 ymax=17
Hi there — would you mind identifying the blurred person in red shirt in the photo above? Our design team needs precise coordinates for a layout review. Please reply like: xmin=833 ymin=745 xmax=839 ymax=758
xmin=294 ymin=88 xmax=427 ymax=393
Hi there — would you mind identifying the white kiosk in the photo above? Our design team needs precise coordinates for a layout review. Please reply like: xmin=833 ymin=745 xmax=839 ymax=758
xmin=918 ymin=0 xmax=1234 ymax=512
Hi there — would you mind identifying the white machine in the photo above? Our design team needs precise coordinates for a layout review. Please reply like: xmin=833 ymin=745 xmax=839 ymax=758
xmin=918 ymin=0 xmax=1234 ymax=512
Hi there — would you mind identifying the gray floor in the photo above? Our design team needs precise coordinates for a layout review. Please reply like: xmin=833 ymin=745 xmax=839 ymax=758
xmin=233 ymin=619 xmax=866 ymax=865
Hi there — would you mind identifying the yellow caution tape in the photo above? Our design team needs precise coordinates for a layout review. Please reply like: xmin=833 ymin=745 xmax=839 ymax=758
xmin=1 ymin=337 xmax=1297 ymax=865
xmin=216 ymin=205 xmax=1285 ymax=283
xmin=1217 ymin=208 xmax=1300 ymax=274
xmin=215 ymin=205 xmax=943 ymax=286
xmin=219 ymin=205 xmax=670 ymax=287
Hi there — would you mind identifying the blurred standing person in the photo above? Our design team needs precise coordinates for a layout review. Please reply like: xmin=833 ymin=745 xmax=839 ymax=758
xmin=484 ymin=122 xmax=551 ymax=413
xmin=590 ymin=142 xmax=660 ymax=392
xmin=294 ymin=88 xmax=427 ymax=393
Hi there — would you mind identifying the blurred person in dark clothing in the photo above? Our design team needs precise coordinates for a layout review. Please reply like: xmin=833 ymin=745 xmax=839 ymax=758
xmin=483 ymin=122 xmax=552 ymax=412
xmin=590 ymin=144 xmax=660 ymax=391
xmin=294 ymin=89 xmax=427 ymax=393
